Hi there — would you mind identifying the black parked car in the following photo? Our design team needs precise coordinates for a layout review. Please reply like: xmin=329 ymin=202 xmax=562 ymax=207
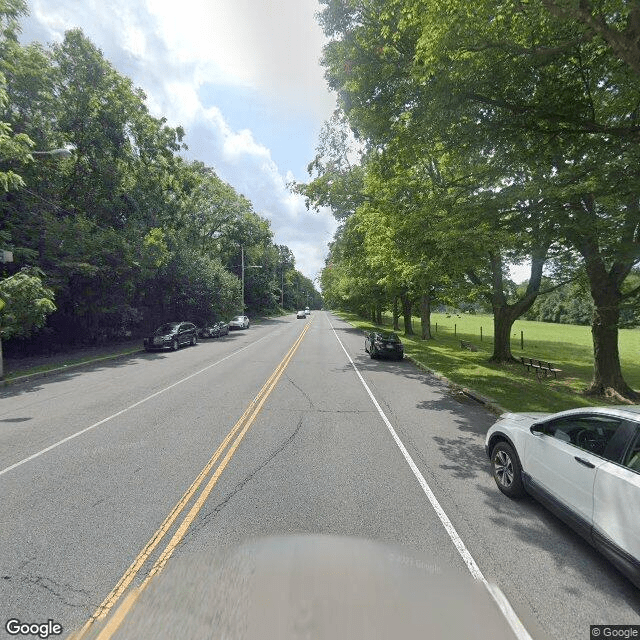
xmin=365 ymin=331 xmax=404 ymax=360
xmin=144 ymin=322 xmax=198 ymax=351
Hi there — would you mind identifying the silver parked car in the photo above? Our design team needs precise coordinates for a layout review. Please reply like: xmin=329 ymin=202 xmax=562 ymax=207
xmin=485 ymin=405 xmax=640 ymax=588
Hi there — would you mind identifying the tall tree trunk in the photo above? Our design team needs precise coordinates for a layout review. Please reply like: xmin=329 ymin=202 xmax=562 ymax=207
xmin=468 ymin=250 xmax=546 ymax=363
xmin=401 ymin=294 xmax=414 ymax=335
xmin=492 ymin=305 xmax=521 ymax=362
xmin=376 ymin=304 xmax=382 ymax=325
xmin=370 ymin=306 xmax=376 ymax=324
xmin=586 ymin=296 xmax=636 ymax=398
xmin=575 ymin=224 xmax=639 ymax=400
xmin=393 ymin=297 xmax=400 ymax=331
xmin=420 ymin=292 xmax=432 ymax=339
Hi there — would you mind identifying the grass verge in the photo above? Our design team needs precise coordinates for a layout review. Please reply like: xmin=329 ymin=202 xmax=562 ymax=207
xmin=334 ymin=311 xmax=640 ymax=413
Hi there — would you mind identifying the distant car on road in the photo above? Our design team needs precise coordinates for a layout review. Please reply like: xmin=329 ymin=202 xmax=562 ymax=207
xmin=305 ymin=307 xmax=310 ymax=315
xmin=485 ymin=406 xmax=640 ymax=588
xmin=229 ymin=315 xmax=250 ymax=330
xmin=365 ymin=331 xmax=404 ymax=360
xmin=297 ymin=310 xmax=306 ymax=319
xmin=144 ymin=322 xmax=197 ymax=351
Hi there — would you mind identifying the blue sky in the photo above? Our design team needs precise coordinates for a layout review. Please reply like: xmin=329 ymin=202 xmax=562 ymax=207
xmin=20 ymin=0 xmax=338 ymax=282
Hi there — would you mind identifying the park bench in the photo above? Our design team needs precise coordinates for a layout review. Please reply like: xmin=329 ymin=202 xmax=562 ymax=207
xmin=521 ymin=356 xmax=562 ymax=380
xmin=460 ymin=340 xmax=479 ymax=352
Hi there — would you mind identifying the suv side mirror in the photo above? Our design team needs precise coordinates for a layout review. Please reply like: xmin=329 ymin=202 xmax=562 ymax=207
xmin=530 ymin=423 xmax=545 ymax=435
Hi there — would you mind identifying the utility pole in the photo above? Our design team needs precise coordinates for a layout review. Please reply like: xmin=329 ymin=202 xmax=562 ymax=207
xmin=240 ymin=245 xmax=262 ymax=312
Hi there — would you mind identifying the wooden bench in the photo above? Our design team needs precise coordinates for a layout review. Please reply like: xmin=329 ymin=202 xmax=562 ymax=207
xmin=460 ymin=340 xmax=478 ymax=352
xmin=521 ymin=357 xmax=562 ymax=380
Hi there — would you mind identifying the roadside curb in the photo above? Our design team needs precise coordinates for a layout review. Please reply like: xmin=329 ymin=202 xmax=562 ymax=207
xmin=1 ymin=348 xmax=144 ymax=388
xmin=404 ymin=354 xmax=507 ymax=416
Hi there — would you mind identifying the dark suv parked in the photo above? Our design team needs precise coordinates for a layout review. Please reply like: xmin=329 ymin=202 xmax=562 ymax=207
xmin=365 ymin=331 xmax=404 ymax=360
xmin=144 ymin=322 xmax=197 ymax=351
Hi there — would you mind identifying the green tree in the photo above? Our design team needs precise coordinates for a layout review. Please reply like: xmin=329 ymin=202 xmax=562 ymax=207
xmin=0 ymin=267 xmax=55 ymax=376
xmin=414 ymin=0 xmax=640 ymax=396
xmin=0 ymin=267 xmax=55 ymax=338
xmin=0 ymin=0 xmax=33 ymax=191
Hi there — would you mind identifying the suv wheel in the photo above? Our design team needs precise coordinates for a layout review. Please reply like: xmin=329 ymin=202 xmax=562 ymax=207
xmin=491 ymin=442 xmax=526 ymax=498
xmin=172 ymin=338 xmax=179 ymax=351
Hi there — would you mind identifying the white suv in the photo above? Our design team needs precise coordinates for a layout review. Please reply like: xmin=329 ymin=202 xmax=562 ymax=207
xmin=485 ymin=406 xmax=640 ymax=588
xmin=229 ymin=315 xmax=250 ymax=330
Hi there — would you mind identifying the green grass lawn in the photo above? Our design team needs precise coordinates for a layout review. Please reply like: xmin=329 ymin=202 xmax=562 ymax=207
xmin=335 ymin=311 xmax=640 ymax=413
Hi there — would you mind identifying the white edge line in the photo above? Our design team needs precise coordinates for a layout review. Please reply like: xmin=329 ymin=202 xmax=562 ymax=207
xmin=328 ymin=315 xmax=533 ymax=640
xmin=0 ymin=330 xmax=277 ymax=478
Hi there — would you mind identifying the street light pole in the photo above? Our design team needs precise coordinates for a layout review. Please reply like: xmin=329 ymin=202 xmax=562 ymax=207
xmin=240 ymin=246 xmax=262 ymax=312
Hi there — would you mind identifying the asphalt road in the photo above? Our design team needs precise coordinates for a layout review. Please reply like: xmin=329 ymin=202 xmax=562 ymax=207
xmin=0 ymin=312 xmax=638 ymax=640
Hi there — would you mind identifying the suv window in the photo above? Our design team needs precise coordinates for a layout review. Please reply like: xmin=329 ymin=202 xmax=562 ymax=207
xmin=545 ymin=415 xmax=623 ymax=459
xmin=623 ymin=428 xmax=640 ymax=473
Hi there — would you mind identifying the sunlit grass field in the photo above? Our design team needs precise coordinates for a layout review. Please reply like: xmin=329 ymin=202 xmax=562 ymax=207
xmin=335 ymin=311 xmax=640 ymax=413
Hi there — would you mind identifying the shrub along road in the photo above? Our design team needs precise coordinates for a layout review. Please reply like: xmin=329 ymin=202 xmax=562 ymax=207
xmin=0 ymin=312 xmax=637 ymax=640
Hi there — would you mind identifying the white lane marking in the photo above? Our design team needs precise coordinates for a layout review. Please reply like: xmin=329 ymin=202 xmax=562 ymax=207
xmin=0 ymin=330 xmax=279 ymax=478
xmin=328 ymin=314 xmax=533 ymax=640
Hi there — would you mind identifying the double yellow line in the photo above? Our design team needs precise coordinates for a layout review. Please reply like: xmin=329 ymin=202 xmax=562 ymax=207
xmin=69 ymin=321 xmax=312 ymax=640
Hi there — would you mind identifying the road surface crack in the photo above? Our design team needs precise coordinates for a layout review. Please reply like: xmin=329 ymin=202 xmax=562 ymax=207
xmin=285 ymin=374 xmax=315 ymax=408
xmin=20 ymin=574 xmax=94 ymax=608
xmin=183 ymin=418 xmax=305 ymax=540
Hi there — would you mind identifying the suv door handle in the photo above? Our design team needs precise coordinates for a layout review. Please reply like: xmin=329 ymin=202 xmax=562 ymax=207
xmin=574 ymin=456 xmax=595 ymax=468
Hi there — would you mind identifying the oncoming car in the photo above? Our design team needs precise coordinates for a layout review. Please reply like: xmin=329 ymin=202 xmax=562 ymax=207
xmin=485 ymin=406 xmax=640 ymax=588
xmin=296 ymin=310 xmax=306 ymax=319
xmin=364 ymin=331 xmax=404 ymax=361
xmin=143 ymin=322 xmax=197 ymax=351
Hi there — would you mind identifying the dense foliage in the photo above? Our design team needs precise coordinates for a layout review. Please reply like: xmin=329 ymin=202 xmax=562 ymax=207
xmin=300 ymin=0 xmax=640 ymax=399
xmin=0 ymin=4 xmax=320 ymax=356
